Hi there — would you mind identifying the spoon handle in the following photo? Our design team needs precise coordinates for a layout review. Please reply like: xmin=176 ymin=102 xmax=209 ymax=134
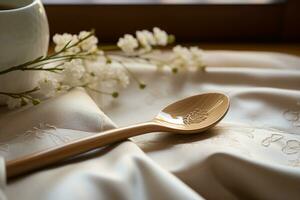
xmin=6 ymin=121 xmax=159 ymax=179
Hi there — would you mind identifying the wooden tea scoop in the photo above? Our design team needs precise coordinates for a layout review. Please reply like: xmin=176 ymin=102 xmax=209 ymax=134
xmin=7 ymin=92 xmax=229 ymax=179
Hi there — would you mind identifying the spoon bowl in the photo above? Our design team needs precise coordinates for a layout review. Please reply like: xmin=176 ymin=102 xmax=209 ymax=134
xmin=154 ymin=93 xmax=230 ymax=133
xmin=7 ymin=92 xmax=230 ymax=179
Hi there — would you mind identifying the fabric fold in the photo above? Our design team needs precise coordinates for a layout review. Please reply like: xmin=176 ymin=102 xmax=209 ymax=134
xmin=7 ymin=142 xmax=203 ymax=200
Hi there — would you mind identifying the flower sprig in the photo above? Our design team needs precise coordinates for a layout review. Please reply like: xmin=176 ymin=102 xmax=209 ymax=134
xmin=0 ymin=27 xmax=206 ymax=109
xmin=116 ymin=28 xmax=205 ymax=73
xmin=0 ymin=31 xmax=97 ymax=75
xmin=0 ymin=87 xmax=40 ymax=109
xmin=117 ymin=27 xmax=175 ymax=55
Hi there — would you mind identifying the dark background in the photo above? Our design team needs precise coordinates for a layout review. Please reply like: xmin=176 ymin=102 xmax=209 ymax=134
xmin=43 ymin=0 xmax=300 ymax=44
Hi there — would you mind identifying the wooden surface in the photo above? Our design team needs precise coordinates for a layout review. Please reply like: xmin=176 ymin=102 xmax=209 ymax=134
xmin=196 ymin=43 xmax=300 ymax=56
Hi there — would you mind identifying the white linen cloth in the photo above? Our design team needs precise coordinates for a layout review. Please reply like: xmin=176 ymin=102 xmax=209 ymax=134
xmin=0 ymin=50 xmax=300 ymax=199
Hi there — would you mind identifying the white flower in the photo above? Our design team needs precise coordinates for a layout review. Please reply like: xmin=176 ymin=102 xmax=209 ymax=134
xmin=190 ymin=46 xmax=205 ymax=69
xmin=78 ymin=31 xmax=98 ymax=53
xmin=90 ymin=61 xmax=129 ymax=89
xmin=6 ymin=97 xmax=22 ymax=109
xmin=115 ymin=63 xmax=129 ymax=88
xmin=172 ymin=45 xmax=193 ymax=66
xmin=117 ymin=34 xmax=138 ymax=54
xmin=56 ymin=84 xmax=71 ymax=94
xmin=85 ymin=57 xmax=107 ymax=75
xmin=118 ymin=28 xmax=169 ymax=54
xmin=153 ymin=27 xmax=168 ymax=46
xmin=61 ymin=59 xmax=86 ymax=86
xmin=53 ymin=33 xmax=80 ymax=53
xmin=136 ymin=30 xmax=156 ymax=49
xmin=102 ymin=62 xmax=129 ymax=88
xmin=84 ymin=57 xmax=107 ymax=84
xmin=171 ymin=45 xmax=205 ymax=70
xmin=38 ymin=77 xmax=59 ymax=98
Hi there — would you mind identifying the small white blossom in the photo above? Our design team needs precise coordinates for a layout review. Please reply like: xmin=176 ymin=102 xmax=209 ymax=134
xmin=38 ymin=77 xmax=59 ymax=98
xmin=171 ymin=45 xmax=205 ymax=70
xmin=136 ymin=30 xmax=156 ymax=49
xmin=82 ymin=60 xmax=104 ymax=87
xmin=6 ymin=97 xmax=22 ymax=109
xmin=118 ymin=28 xmax=169 ymax=54
xmin=99 ymin=62 xmax=129 ymax=88
xmin=153 ymin=27 xmax=168 ymax=46
xmin=56 ymin=84 xmax=71 ymax=94
xmin=61 ymin=59 xmax=86 ymax=86
xmin=190 ymin=47 xmax=205 ymax=69
xmin=172 ymin=45 xmax=193 ymax=66
xmin=78 ymin=31 xmax=98 ymax=53
xmin=111 ymin=63 xmax=130 ymax=88
xmin=85 ymin=61 xmax=130 ymax=106
xmin=85 ymin=57 xmax=107 ymax=76
xmin=117 ymin=34 xmax=138 ymax=54
xmin=53 ymin=33 xmax=80 ymax=53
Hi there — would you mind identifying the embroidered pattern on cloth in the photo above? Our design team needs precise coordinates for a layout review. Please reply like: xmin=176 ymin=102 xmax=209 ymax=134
xmin=261 ymin=134 xmax=284 ymax=147
xmin=0 ymin=123 xmax=68 ymax=154
xmin=282 ymin=140 xmax=300 ymax=167
xmin=283 ymin=101 xmax=300 ymax=128
xmin=137 ymin=124 xmax=300 ymax=167
xmin=259 ymin=133 xmax=300 ymax=167
xmin=212 ymin=126 xmax=300 ymax=167
xmin=22 ymin=123 xmax=70 ymax=145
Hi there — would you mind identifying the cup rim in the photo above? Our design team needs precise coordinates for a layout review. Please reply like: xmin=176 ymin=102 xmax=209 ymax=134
xmin=0 ymin=0 xmax=37 ymax=13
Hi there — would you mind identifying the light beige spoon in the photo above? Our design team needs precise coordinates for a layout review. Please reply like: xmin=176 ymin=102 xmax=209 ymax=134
xmin=7 ymin=92 xmax=229 ymax=179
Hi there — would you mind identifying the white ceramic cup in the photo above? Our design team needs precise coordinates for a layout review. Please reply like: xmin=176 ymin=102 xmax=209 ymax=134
xmin=0 ymin=0 xmax=49 ymax=104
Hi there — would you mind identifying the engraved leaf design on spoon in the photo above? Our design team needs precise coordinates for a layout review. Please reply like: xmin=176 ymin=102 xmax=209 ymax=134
xmin=183 ymin=108 xmax=208 ymax=125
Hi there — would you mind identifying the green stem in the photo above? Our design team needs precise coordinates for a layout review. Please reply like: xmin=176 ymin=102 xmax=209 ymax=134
xmin=118 ymin=61 xmax=144 ymax=86
xmin=83 ymin=85 xmax=118 ymax=98
xmin=48 ymin=30 xmax=95 ymax=59
xmin=85 ymin=86 xmax=113 ymax=96
xmin=26 ymin=54 xmax=91 ymax=71
xmin=0 ymin=31 xmax=96 ymax=75
xmin=0 ymin=87 xmax=39 ymax=96
xmin=100 ymin=45 xmax=119 ymax=51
